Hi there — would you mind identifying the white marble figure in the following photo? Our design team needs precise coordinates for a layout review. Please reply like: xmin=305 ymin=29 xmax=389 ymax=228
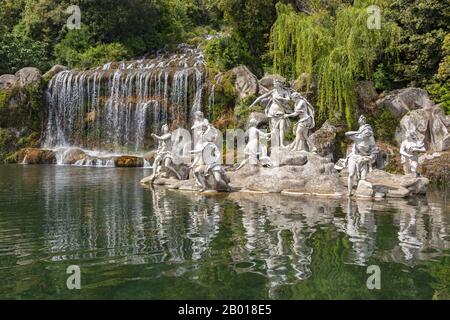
xmin=236 ymin=118 xmax=272 ymax=170
xmin=284 ymin=92 xmax=316 ymax=152
xmin=342 ymin=115 xmax=379 ymax=196
xmin=249 ymin=79 xmax=291 ymax=148
xmin=191 ymin=111 xmax=211 ymax=165
xmin=400 ymin=130 xmax=426 ymax=177
xmin=150 ymin=124 xmax=181 ymax=183
xmin=190 ymin=125 xmax=231 ymax=192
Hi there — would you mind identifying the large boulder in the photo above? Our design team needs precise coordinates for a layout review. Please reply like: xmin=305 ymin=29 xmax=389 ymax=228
xmin=258 ymin=74 xmax=286 ymax=92
xmin=398 ymin=104 xmax=450 ymax=152
xmin=229 ymin=152 xmax=345 ymax=195
xmin=43 ymin=65 xmax=68 ymax=80
xmin=270 ymin=148 xmax=308 ymax=167
xmin=309 ymin=120 xmax=337 ymax=160
xmin=420 ymin=151 xmax=450 ymax=183
xmin=355 ymin=81 xmax=378 ymax=112
xmin=61 ymin=147 xmax=86 ymax=164
xmin=230 ymin=65 xmax=259 ymax=101
xmin=17 ymin=148 xmax=56 ymax=164
xmin=376 ymin=88 xmax=433 ymax=118
xmin=248 ymin=112 xmax=269 ymax=128
xmin=15 ymin=67 xmax=42 ymax=87
xmin=0 ymin=74 xmax=19 ymax=90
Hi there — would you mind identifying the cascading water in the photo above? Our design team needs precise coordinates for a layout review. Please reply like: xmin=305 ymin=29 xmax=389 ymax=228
xmin=44 ymin=46 xmax=207 ymax=154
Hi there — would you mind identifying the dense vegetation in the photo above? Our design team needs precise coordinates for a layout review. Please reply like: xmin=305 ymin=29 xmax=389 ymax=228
xmin=0 ymin=0 xmax=449 ymax=122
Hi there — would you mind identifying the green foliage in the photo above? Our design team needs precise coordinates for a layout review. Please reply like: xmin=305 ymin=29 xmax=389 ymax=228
xmin=204 ymin=35 xmax=252 ymax=71
xmin=384 ymin=0 xmax=450 ymax=87
xmin=0 ymin=34 xmax=51 ymax=74
xmin=367 ymin=108 xmax=399 ymax=144
xmin=270 ymin=1 xmax=399 ymax=127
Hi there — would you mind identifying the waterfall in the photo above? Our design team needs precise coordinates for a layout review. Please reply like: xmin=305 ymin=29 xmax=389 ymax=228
xmin=44 ymin=47 xmax=207 ymax=153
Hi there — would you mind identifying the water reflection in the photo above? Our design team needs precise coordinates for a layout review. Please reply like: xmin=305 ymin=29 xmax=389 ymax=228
xmin=0 ymin=166 xmax=448 ymax=299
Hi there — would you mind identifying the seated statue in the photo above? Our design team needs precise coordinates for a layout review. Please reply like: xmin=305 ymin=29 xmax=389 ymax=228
xmin=190 ymin=125 xmax=231 ymax=192
xmin=150 ymin=124 xmax=182 ymax=183
xmin=236 ymin=118 xmax=272 ymax=170
xmin=336 ymin=115 xmax=379 ymax=196
xmin=284 ymin=92 xmax=317 ymax=152
xmin=400 ymin=130 xmax=426 ymax=177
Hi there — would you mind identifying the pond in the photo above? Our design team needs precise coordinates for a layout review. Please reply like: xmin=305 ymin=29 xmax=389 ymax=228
xmin=0 ymin=165 xmax=449 ymax=299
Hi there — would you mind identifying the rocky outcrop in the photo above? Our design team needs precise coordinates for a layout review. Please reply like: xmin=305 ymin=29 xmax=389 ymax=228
xmin=270 ymin=148 xmax=308 ymax=167
xmin=420 ymin=151 xmax=450 ymax=183
xmin=15 ymin=67 xmax=42 ymax=87
xmin=258 ymin=74 xmax=286 ymax=92
xmin=230 ymin=65 xmax=259 ymax=101
xmin=355 ymin=81 xmax=378 ymax=112
xmin=377 ymin=88 xmax=433 ymax=118
xmin=43 ymin=65 xmax=68 ymax=80
xmin=60 ymin=147 xmax=86 ymax=164
xmin=354 ymin=170 xmax=429 ymax=198
xmin=309 ymin=120 xmax=337 ymax=160
xmin=230 ymin=152 xmax=345 ymax=195
xmin=114 ymin=156 xmax=144 ymax=167
xmin=17 ymin=148 xmax=56 ymax=164
xmin=248 ymin=112 xmax=269 ymax=128
xmin=0 ymin=74 xmax=19 ymax=90
xmin=398 ymin=104 xmax=450 ymax=152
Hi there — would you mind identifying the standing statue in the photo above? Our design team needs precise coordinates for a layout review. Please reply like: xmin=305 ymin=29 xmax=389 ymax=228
xmin=400 ymin=130 xmax=426 ymax=177
xmin=190 ymin=124 xmax=231 ymax=192
xmin=191 ymin=111 xmax=211 ymax=164
xmin=150 ymin=124 xmax=182 ymax=183
xmin=236 ymin=118 xmax=272 ymax=170
xmin=284 ymin=92 xmax=317 ymax=152
xmin=338 ymin=115 xmax=379 ymax=196
xmin=249 ymin=79 xmax=291 ymax=148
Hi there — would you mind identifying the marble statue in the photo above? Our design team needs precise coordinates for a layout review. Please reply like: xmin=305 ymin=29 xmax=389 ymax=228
xmin=284 ymin=92 xmax=316 ymax=152
xmin=249 ymin=79 xmax=291 ymax=148
xmin=191 ymin=111 xmax=211 ymax=165
xmin=190 ymin=124 xmax=231 ymax=192
xmin=400 ymin=130 xmax=426 ymax=177
xmin=236 ymin=118 xmax=272 ymax=170
xmin=339 ymin=115 xmax=379 ymax=196
xmin=150 ymin=124 xmax=182 ymax=183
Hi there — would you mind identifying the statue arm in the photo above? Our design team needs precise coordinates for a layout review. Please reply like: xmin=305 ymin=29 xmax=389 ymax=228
xmin=400 ymin=143 xmax=412 ymax=158
xmin=249 ymin=91 xmax=272 ymax=108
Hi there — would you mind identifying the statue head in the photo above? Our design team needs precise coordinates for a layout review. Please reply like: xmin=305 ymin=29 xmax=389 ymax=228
xmin=194 ymin=111 xmax=204 ymax=121
xmin=358 ymin=115 xmax=367 ymax=126
xmin=273 ymin=78 xmax=284 ymax=90
xmin=249 ymin=118 xmax=258 ymax=128
xmin=161 ymin=124 xmax=169 ymax=134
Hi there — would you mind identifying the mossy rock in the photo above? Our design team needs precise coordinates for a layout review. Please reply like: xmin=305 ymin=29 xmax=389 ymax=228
xmin=114 ymin=156 xmax=144 ymax=167
xmin=420 ymin=152 xmax=450 ymax=184
xmin=17 ymin=148 xmax=56 ymax=164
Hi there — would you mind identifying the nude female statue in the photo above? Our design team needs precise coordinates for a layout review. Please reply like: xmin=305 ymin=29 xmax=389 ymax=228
xmin=249 ymin=79 xmax=291 ymax=148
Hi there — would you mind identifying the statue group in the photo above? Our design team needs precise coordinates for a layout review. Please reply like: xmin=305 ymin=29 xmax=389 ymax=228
xmin=150 ymin=79 xmax=428 ymax=195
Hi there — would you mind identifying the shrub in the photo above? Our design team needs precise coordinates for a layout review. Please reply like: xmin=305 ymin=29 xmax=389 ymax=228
xmin=204 ymin=34 xmax=252 ymax=72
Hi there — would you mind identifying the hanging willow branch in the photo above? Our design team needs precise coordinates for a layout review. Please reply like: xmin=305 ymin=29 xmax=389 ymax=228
xmin=270 ymin=0 xmax=399 ymax=127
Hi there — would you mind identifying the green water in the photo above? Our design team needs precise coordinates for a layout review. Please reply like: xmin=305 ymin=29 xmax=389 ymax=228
xmin=0 ymin=165 xmax=449 ymax=300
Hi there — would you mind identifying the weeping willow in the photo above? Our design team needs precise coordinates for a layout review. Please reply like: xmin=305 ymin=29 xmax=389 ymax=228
xmin=270 ymin=0 xmax=399 ymax=127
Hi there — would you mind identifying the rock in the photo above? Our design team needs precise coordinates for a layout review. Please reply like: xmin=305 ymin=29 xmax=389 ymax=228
xmin=230 ymin=65 xmax=258 ymax=101
xmin=248 ymin=112 xmax=269 ymax=128
xmin=290 ymin=73 xmax=317 ymax=93
xmin=352 ymin=169 xmax=429 ymax=198
xmin=114 ymin=156 xmax=144 ymax=167
xmin=270 ymin=148 xmax=308 ymax=167
xmin=420 ymin=151 xmax=450 ymax=183
xmin=309 ymin=120 xmax=337 ymax=160
xmin=62 ymin=147 xmax=86 ymax=164
xmin=356 ymin=180 xmax=375 ymax=197
xmin=398 ymin=104 xmax=450 ymax=152
xmin=258 ymin=74 xmax=286 ymax=92
xmin=17 ymin=148 xmax=56 ymax=164
xmin=0 ymin=74 xmax=19 ymax=90
xmin=376 ymin=88 xmax=433 ymax=118
xmin=84 ymin=110 xmax=97 ymax=123
xmin=229 ymin=152 xmax=345 ymax=195
xmin=43 ymin=65 xmax=68 ymax=80
xmin=355 ymin=81 xmax=378 ymax=112
xmin=15 ymin=67 xmax=42 ymax=87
